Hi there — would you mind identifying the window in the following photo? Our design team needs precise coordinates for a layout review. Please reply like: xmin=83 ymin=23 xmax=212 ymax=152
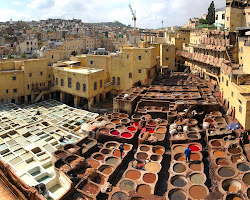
xmin=90 ymin=61 xmax=93 ymax=64
xmin=52 ymin=55 xmax=54 ymax=59
xmin=222 ymin=13 xmax=225 ymax=19
xmin=76 ymin=82 xmax=80 ymax=90
xmin=100 ymin=80 xmax=102 ymax=88
xmin=117 ymin=77 xmax=120 ymax=86
xmin=166 ymin=58 xmax=169 ymax=61
xmin=94 ymin=82 xmax=97 ymax=90
xmin=6 ymin=90 xmax=8 ymax=94
xmin=61 ymin=79 xmax=64 ymax=86
xmin=241 ymin=47 xmax=243 ymax=53
xmin=31 ymin=42 xmax=33 ymax=45
xmin=40 ymin=83 xmax=41 ymax=86
xmin=83 ymin=84 xmax=86 ymax=92
xmin=222 ymin=77 xmax=224 ymax=82
xmin=27 ymin=85 xmax=29 ymax=89
xmin=239 ymin=105 xmax=242 ymax=113
xmin=227 ymin=17 xmax=229 ymax=21
xmin=129 ymin=72 xmax=132 ymax=78
xmin=29 ymin=73 xmax=32 ymax=77
xmin=112 ymin=77 xmax=116 ymax=85
xmin=226 ymin=80 xmax=228 ymax=86
xmin=40 ymin=72 xmax=43 ymax=75
xmin=216 ymin=15 xmax=218 ymax=20
xmin=27 ymin=42 xmax=29 ymax=45
xmin=68 ymin=78 xmax=72 ymax=88
xmin=56 ymin=78 xmax=58 ymax=85
xmin=127 ymin=55 xmax=129 ymax=59
xmin=138 ymin=56 xmax=142 ymax=60
xmin=231 ymin=91 xmax=234 ymax=97
xmin=12 ymin=76 xmax=16 ymax=80
xmin=13 ymin=89 xmax=17 ymax=93
xmin=166 ymin=49 xmax=168 ymax=52
xmin=138 ymin=69 xmax=141 ymax=73
xmin=241 ymin=57 xmax=242 ymax=60
xmin=49 ymin=74 xmax=51 ymax=78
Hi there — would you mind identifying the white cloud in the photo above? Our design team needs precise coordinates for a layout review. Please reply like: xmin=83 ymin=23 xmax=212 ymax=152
xmin=12 ymin=1 xmax=21 ymax=6
xmin=2 ymin=0 xmax=226 ymax=28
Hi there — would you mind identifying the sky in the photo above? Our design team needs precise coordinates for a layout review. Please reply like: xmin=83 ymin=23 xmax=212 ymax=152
xmin=0 ymin=0 xmax=225 ymax=29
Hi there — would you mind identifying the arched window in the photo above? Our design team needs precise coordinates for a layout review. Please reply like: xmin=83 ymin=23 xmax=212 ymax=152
xmin=100 ymin=80 xmax=102 ymax=88
xmin=83 ymin=84 xmax=86 ymax=92
xmin=112 ymin=77 xmax=116 ymax=85
xmin=94 ymin=82 xmax=97 ymax=90
xmin=129 ymin=73 xmax=132 ymax=78
xmin=76 ymin=82 xmax=80 ymax=90
xmin=61 ymin=79 xmax=64 ymax=86
xmin=56 ymin=78 xmax=58 ymax=85
xmin=117 ymin=77 xmax=120 ymax=86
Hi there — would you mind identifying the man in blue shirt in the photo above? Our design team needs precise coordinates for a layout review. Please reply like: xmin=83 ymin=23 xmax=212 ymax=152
xmin=119 ymin=143 xmax=124 ymax=159
xmin=184 ymin=147 xmax=191 ymax=162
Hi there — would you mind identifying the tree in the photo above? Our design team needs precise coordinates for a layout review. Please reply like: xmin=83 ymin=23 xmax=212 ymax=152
xmin=21 ymin=53 xmax=26 ymax=58
xmin=7 ymin=54 xmax=14 ymax=59
xmin=32 ymin=53 xmax=38 ymax=58
xmin=206 ymin=1 xmax=215 ymax=25
xmin=199 ymin=18 xmax=208 ymax=24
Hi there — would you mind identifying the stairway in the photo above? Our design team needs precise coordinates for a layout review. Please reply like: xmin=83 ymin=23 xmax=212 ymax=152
xmin=226 ymin=47 xmax=236 ymax=64
xmin=34 ymin=89 xmax=50 ymax=103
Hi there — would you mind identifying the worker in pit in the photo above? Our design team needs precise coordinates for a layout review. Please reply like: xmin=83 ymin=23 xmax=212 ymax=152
xmin=184 ymin=146 xmax=191 ymax=162
xmin=34 ymin=183 xmax=49 ymax=198
xmin=119 ymin=143 xmax=124 ymax=159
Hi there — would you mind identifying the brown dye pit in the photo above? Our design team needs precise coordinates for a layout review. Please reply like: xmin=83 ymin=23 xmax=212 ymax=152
xmin=81 ymin=183 xmax=98 ymax=196
xmin=218 ymin=167 xmax=235 ymax=177
xmin=125 ymin=170 xmax=141 ymax=180
xmin=88 ymin=159 xmax=100 ymax=169
xmin=189 ymin=185 xmax=207 ymax=199
xmin=111 ymin=192 xmax=128 ymax=200
xmin=92 ymin=174 xmax=105 ymax=185
xmin=174 ymin=153 xmax=185 ymax=161
xmin=171 ymin=176 xmax=187 ymax=187
xmin=228 ymin=186 xmax=239 ymax=192
xmin=217 ymin=158 xmax=230 ymax=166
xmin=156 ymin=127 xmax=165 ymax=133
xmin=173 ymin=146 xmax=186 ymax=153
xmin=94 ymin=154 xmax=104 ymax=160
xmin=55 ymin=151 xmax=67 ymax=159
xmin=140 ymin=146 xmax=150 ymax=152
xmin=214 ymin=151 xmax=226 ymax=157
xmin=229 ymin=147 xmax=241 ymax=154
xmin=143 ymin=173 xmax=156 ymax=183
xmin=101 ymin=149 xmax=111 ymax=154
xmin=231 ymin=155 xmax=244 ymax=163
xmin=237 ymin=163 xmax=250 ymax=171
xmin=113 ymin=150 xmax=125 ymax=157
xmin=188 ymin=134 xmax=199 ymax=139
xmin=137 ymin=184 xmax=151 ymax=196
xmin=190 ymin=153 xmax=200 ymax=161
xmin=100 ymin=128 xmax=109 ymax=134
xmin=137 ymin=152 xmax=148 ymax=160
xmin=106 ymin=143 xmax=118 ymax=149
xmin=243 ymin=173 xmax=250 ymax=185
xmin=106 ymin=157 xmax=119 ymax=165
xmin=111 ymin=119 xmax=120 ymax=124
xmin=60 ymin=164 xmax=70 ymax=173
xmin=190 ymin=173 xmax=205 ymax=184
xmin=123 ymin=145 xmax=130 ymax=151
xmin=99 ymin=166 xmax=113 ymax=175
xmin=173 ymin=163 xmax=186 ymax=173
xmin=153 ymin=147 xmax=164 ymax=155
xmin=189 ymin=162 xmax=202 ymax=171
xmin=168 ymin=189 xmax=186 ymax=200
xmin=145 ymin=162 xmax=160 ymax=173
xmin=150 ymin=154 xmax=160 ymax=161
xmin=226 ymin=194 xmax=243 ymax=200
xmin=119 ymin=180 xmax=135 ymax=192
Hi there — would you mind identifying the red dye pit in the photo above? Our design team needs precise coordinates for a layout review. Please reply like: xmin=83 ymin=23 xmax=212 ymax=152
xmin=121 ymin=132 xmax=132 ymax=138
xmin=128 ymin=127 xmax=136 ymax=131
xmin=149 ymin=130 xmax=154 ymax=133
xmin=189 ymin=145 xmax=200 ymax=152
xmin=110 ymin=131 xmax=120 ymax=136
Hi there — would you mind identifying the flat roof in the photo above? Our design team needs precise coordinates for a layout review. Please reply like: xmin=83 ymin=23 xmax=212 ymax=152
xmin=57 ymin=66 xmax=103 ymax=74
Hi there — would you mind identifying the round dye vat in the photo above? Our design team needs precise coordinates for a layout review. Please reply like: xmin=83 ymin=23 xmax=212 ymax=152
xmin=222 ymin=179 xmax=241 ymax=192
xmin=113 ymin=150 xmax=125 ymax=157
xmin=106 ymin=142 xmax=118 ymax=149
xmin=174 ymin=153 xmax=185 ymax=161
xmin=187 ymin=133 xmax=199 ymax=139
xmin=93 ymin=154 xmax=104 ymax=161
xmin=111 ymin=192 xmax=128 ymax=200
xmin=121 ymin=132 xmax=132 ymax=138
xmin=243 ymin=173 xmax=250 ymax=185
xmin=101 ymin=149 xmax=112 ymax=154
xmin=110 ymin=130 xmax=120 ymax=136
xmin=189 ymin=185 xmax=207 ymax=199
xmin=189 ymin=162 xmax=202 ymax=171
xmin=173 ymin=163 xmax=186 ymax=173
xmin=150 ymin=154 xmax=160 ymax=162
xmin=123 ymin=145 xmax=130 ymax=151
xmin=119 ymin=114 xmax=128 ymax=118
xmin=145 ymin=162 xmax=160 ymax=173
xmin=231 ymin=155 xmax=245 ymax=163
xmin=111 ymin=119 xmax=120 ymax=124
xmin=228 ymin=147 xmax=241 ymax=154
xmin=168 ymin=189 xmax=186 ymax=200
xmin=55 ymin=151 xmax=67 ymax=159
xmin=125 ymin=170 xmax=141 ymax=180
xmin=148 ymin=121 xmax=157 ymax=126
xmin=100 ymin=128 xmax=109 ymax=134
xmin=81 ymin=183 xmax=98 ymax=196
xmin=143 ymin=173 xmax=156 ymax=183
xmin=128 ymin=126 xmax=136 ymax=132
xmin=218 ymin=167 xmax=235 ymax=178
xmin=190 ymin=153 xmax=200 ymax=161
xmin=189 ymin=145 xmax=201 ymax=152
xmin=225 ymin=194 xmax=243 ymax=200
xmin=137 ymin=152 xmax=148 ymax=160
xmin=190 ymin=173 xmax=205 ymax=184
xmin=155 ymin=127 xmax=166 ymax=133
xmin=92 ymin=174 xmax=105 ymax=185
xmin=87 ymin=159 xmax=100 ymax=169
xmin=173 ymin=146 xmax=186 ymax=153
xmin=60 ymin=164 xmax=70 ymax=173
xmin=170 ymin=176 xmax=187 ymax=187
xmin=121 ymin=118 xmax=130 ymax=124
xmin=140 ymin=146 xmax=150 ymax=152
xmin=106 ymin=123 xmax=115 ymax=129
xmin=237 ymin=163 xmax=250 ymax=172
xmin=99 ymin=165 xmax=113 ymax=175
xmin=106 ymin=157 xmax=119 ymax=165
xmin=152 ymin=147 xmax=164 ymax=155
xmin=116 ymin=125 xmax=125 ymax=131
xmin=130 ymin=197 xmax=145 ymax=200
xmin=137 ymin=184 xmax=151 ymax=196
xmin=216 ymin=158 xmax=230 ymax=166
xmin=214 ymin=150 xmax=226 ymax=157
xmin=119 ymin=180 xmax=135 ymax=192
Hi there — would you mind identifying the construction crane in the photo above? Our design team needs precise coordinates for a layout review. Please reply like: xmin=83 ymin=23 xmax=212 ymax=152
xmin=129 ymin=3 xmax=136 ymax=45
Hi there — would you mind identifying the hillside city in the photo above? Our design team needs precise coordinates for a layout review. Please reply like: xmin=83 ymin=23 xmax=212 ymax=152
xmin=0 ymin=0 xmax=250 ymax=200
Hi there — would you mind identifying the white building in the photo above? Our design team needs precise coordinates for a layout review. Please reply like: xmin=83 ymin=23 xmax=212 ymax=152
xmin=215 ymin=8 xmax=226 ymax=28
